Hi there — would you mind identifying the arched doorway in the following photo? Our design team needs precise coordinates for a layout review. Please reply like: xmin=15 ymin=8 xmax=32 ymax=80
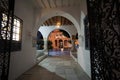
xmin=34 ymin=11 xmax=80 ymax=57
xmin=36 ymin=31 xmax=45 ymax=59
xmin=35 ymin=14 xmax=80 ymax=74
xmin=33 ymin=10 xmax=80 ymax=36
xmin=34 ymin=9 xmax=91 ymax=78
xmin=48 ymin=29 xmax=72 ymax=56
xmin=59 ymin=39 xmax=63 ymax=48
xmin=36 ymin=15 xmax=79 ymax=59
xmin=36 ymin=31 xmax=44 ymax=50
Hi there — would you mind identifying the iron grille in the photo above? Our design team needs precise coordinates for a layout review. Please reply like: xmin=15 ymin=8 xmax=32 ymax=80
xmin=0 ymin=0 xmax=15 ymax=80
xmin=87 ymin=0 xmax=120 ymax=80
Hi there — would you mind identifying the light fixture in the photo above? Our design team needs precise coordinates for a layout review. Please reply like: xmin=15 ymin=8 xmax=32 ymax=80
xmin=56 ymin=22 xmax=61 ymax=28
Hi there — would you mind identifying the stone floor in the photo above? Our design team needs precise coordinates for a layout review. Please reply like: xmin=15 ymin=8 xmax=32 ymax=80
xmin=48 ymin=49 xmax=70 ymax=56
xmin=16 ymin=55 xmax=90 ymax=80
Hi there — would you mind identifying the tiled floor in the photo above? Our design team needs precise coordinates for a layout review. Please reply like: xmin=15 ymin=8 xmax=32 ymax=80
xmin=16 ymin=55 xmax=90 ymax=80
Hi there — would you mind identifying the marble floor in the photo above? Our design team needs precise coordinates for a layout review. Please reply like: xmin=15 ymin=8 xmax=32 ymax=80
xmin=16 ymin=55 xmax=90 ymax=80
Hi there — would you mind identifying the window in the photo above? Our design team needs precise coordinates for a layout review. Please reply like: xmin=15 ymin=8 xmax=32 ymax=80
xmin=1 ymin=13 xmax=23 ymax=51
xmin=13 ymin=18 xmax=21 ymax=41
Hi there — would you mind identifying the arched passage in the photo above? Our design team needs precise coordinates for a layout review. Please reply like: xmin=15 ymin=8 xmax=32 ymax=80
xmin=34 ymin=10 xmax=80 ymax=54
xmin=36 ymin=31 xmax=44 ymax=50
xmin=35 ymin=10 xmax=82 ymax=73
xmin=36 ymin=13 xmax=80 ymax=61
xmin=47 ymin=29 xmax=72 ymax=56
xmin=33 ymin=10 xmax=81 ymax=38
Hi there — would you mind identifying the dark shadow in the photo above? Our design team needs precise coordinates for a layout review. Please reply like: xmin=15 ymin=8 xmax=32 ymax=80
xmin=37 ymin=31 xmax=44 ymax=50
xmin=16 ymin=65 xmax=66 ymax=80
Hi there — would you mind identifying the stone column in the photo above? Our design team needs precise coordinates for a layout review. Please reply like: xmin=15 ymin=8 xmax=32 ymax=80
xmin=44 ymin=38 xmax=48 ymax=51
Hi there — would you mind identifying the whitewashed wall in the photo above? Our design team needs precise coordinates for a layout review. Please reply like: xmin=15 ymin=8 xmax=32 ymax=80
xmin=8 ymin=0 xmax=91 ymax=80
xmin=9 ymin=0 xmax=36 ymax=80
xmin=39 ymin=25 xmax=77 ymax=39
xmin=77 ymin=0 xmax=91 ymax=78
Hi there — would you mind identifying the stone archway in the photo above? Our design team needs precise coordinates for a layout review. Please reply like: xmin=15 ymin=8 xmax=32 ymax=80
xmin=47 ymin=29 xmax=72 ymax=56
xmin=47 ymin=29 xmax=72 ymax=50
xmin=33 ymin=10 xmax=80 ymax=37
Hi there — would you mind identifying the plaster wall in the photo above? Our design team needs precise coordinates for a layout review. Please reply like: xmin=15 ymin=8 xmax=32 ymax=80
xmin=32 ymin=6 xmax=81 ymax=37
xmin=77 ymin=0 xmax=91 ymax=77
xmin=39 ymin=25 xmax=77 ymax=39
xmin=9 ymin=0 xmax=36 ymax=80
xmin=8 ymin=0 xmax=91 ymax=80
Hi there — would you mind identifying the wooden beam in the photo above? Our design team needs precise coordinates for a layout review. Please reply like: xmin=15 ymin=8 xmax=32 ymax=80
xmin=53 ymin=16 xmax=56 ymax=25
xmin=46 ymin=20 xmax=50 ymax=26
xmin=53 ymin=0 xmax=57 ymax=8
xmin=41 ymin=0 xmax=47 ymax=8
xmin=44 ymin=22 xmax=47 ymax=26
xmin=43 ymin=21 xmax=49 ymax=26
xmin=61 ymin=0 xmax=63 ymax=7
xmin=50 ymin=18 xmax=54 ymax=25
xmin=62 ymin=17 xmax=64 ymax=26
xmin=47 ymin=0 xmax=52 ymax=8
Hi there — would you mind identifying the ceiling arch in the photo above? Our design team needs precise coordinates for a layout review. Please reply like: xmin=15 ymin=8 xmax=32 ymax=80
xmin=47 ymin=28 xmax=72 ymax=39
xmin=33 ymin=0 xmax=81 ymax=9
xmin=36 ymin=10 xmax=80 ymax=36
xmin=42 ymin=16 xmax=73 ymax=26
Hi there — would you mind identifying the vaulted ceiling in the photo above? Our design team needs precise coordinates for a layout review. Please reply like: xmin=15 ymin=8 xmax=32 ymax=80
xmin=35 ymin=0 xmax=81 ymax=9
xmin=32 ymin=0 xmax=81 ymax=26
xmin=42 ymin=16 xmax=73 ymax=26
